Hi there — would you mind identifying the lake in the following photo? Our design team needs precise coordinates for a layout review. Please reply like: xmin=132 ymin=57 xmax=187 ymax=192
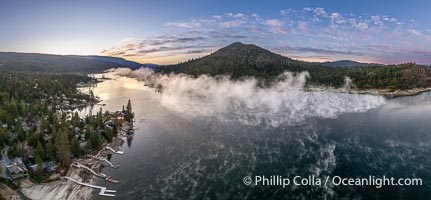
xmin=83 ymin=71 xmax=431 ymax=200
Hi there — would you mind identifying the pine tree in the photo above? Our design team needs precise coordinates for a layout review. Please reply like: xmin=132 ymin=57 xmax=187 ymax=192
xmin=16 ymin=142 xmax=23 ymax=157
xmin=97 ymin=107 xmax=103 ymax=128
xmin=71 ymin=137 xmax=81 ymax=157
xmin=72 ymin=111 xmax=80 ymax=128
xmin=124 ymin=99 xmax=134 ymax=123
xmin=36 ymin=142 xmax=44 ymax=159
xmin=89 ymin=89 xmax=94 ymax=100
xmin=86 ymin=139 xmax=93 ymax=152
xmin=55 ymin=129 xmax=71 ymax=166
xmin=45 ymin=140 xmax=55 ymax=160
xmin=105 ymin=127 xmax=113 ymax=142
xmin=35 ymin=154 xmax=43 ymax=183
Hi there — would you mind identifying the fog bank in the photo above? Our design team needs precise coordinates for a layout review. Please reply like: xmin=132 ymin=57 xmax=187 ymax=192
xmin=114 ymin=68 xmax=385 ymax=127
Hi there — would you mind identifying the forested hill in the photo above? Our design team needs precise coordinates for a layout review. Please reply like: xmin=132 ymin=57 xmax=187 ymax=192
xmin=0 ymin=52 xmax=137 ymax=73
xmin=70 ymin=55 xmax=143 ymax=69
xmin=159 ymin=42 xmax=322 ymax=79
xmin=320 ymin=60 xmax=382 ymax=67
xmin=158 ymin=42 xmax=431 ymax=90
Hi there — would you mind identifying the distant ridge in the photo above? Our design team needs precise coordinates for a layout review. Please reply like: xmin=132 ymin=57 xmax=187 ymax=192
xmin=142 ymin=63 xmax=160 ymax=68
xmin=320 ymin=60 xmax=383 ymax=67
xmin=71 ymin=55 xmax=144 ymax=69
xmin=0 ymin=52 xmax=152 ymax=73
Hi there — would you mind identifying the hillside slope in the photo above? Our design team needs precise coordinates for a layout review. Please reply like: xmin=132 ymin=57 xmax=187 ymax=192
xmin=71 ymin=55 xmax=143 ymax=69
xmin=159 ymin=42 xmax=431 ymax=89
xmin=160 ymin=42 xmax=327 ymax=80
xmin=0 ymin=52 xmax=126 ymax=73
xmin=321 ymin=60 xmax=382 ymax=67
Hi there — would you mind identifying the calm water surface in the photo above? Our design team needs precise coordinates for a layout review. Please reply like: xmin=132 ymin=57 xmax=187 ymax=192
xmin=84 ymin=73 xmax=431 ymax=200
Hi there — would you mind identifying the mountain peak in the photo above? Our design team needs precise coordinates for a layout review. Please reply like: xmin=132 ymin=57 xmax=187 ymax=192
xmin=160 ymin=42 xmax=299 ymax=78
xmin=213 ymin=42 xmax=278 ymax=58
xmin=227 ymin=41 xmax=246 ymax=46
xmin=218 ymin=42 xmax=251 ymax=51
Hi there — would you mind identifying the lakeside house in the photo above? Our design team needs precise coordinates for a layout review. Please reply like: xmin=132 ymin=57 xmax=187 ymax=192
xmin=6 ymin=157 xmax=28 ymax=180
xmin=27 ymin=161 xmax=58 ymax=174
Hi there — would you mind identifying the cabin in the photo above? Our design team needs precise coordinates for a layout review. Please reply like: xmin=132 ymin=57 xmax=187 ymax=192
xmin=6 ymin=157 xmax=28 ymax=180
xmin=27 ymin=161 xmax=58 ymax=174
xmin=44 ymin=161 xmax=58 ymax=173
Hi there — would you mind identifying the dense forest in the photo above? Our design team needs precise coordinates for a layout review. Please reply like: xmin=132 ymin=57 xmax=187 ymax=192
xmin=159 ymin=42 xmax=431 ymax=90
xmin=0 ymin=52 xmax=141 ymax=73
xmin=0 ymin=71 xmax=133 ymax=183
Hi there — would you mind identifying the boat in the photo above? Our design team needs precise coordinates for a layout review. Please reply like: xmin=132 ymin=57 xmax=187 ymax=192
xmin=105 ymin=176 xmax=119 ymax=183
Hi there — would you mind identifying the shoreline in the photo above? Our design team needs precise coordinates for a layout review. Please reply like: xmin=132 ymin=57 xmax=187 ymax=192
xmin=21 ymin=122 xmax=133 ymax=200
xmin=305 ymin=86 xmax=431 ymax=99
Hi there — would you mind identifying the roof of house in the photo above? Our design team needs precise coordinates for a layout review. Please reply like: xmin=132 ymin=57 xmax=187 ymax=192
xmin=7 ymin=158 xmax=28 ymax=175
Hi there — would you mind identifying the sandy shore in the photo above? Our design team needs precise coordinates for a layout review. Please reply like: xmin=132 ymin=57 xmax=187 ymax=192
xmin=21 ymin=132 xmax=127 ymax=200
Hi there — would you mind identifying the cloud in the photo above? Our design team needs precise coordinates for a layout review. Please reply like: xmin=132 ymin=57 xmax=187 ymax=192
xmin=382 ymin=16 xmax=398 ymax=23
xmin=101 ymin=34 xmax=216 ymax=59
xmin=356 ymin=22 xmax=369 ymax=30
xmin=298 ymin=21 xmax=310 ymax=33
xmin=145 ymin=36 xmax=206 ymax=46
xmin=408 ymin=49 xmax=431 ymax=56
xmin=280 ymin=9 xmax=293 ymax=15
xmin=165 ymin=20 xmax=203 ymax=28
xmin=330 ymin=13 xmax=345 ymax=24
xmin=226 ymin=13 xmax=246 ymax=19
xmin=274 ymin=45 xmax=364 ymax=56
xmin=408 ymin=29 xmax=422 ymax=36
xmin=208 ymin=31 xmax=247 ymax=39
xmin=313 ymin=8 xmax=327 ymax=17
xmin=102 ymin=7 xmax=431 ymax=64
xmin=212 ymin=15 xmax=222 ymax=20
xmin=349 ymin=19 xmax=369 ymax=30
xmin=220 ymin=20 xmax=243 ymax=28
xmin=266 ymin=19 xmax=288 ymax=34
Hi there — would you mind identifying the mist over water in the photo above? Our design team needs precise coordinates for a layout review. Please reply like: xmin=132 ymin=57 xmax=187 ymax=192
xmin=90 ymin=71 xmax=431 ymax=200
xmin=114 ymin=68 xmax=385 ymax=127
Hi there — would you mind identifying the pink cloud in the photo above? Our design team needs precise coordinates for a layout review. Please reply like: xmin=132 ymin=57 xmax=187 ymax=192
xmin=266 ymin=19 xmax=288 ymax=34
xmin=165 ymin=20 xmax=201 ymax=28
xmin=220 ymin=20 xmax=243 ymax=28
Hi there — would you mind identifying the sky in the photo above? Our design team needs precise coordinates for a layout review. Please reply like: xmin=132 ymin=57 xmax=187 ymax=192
xmin=0 ymin=0 xmax=430 ymax=65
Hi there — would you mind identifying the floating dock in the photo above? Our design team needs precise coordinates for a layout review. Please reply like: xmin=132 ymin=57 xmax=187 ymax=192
xmin=105 ymin=146 xmax=124 ymax=155
xmin=64 ymin=176 xmax=116 ymax=197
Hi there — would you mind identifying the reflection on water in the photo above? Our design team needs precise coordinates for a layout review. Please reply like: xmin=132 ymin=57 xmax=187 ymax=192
xmin=88 ymin=73 xmax=431 ymax=200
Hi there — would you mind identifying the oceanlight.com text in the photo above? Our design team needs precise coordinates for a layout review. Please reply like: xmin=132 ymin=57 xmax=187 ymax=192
xmin=243 ymin=175 xmax=423 ymax=189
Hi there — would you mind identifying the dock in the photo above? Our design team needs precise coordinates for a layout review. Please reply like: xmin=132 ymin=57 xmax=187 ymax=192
xmin=63 ymin=176 xmax=116 ymax=197
xmin=105 ymin=146 xmax=124 ymax=155
xmin=71 ymin=162 xmax=106 ymax=178
xmin=89 ymin=155 xmax=119 ymax=168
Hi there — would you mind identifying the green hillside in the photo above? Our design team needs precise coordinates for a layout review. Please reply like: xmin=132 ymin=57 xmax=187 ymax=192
xmin=0 ymin=52 xmax=126 ymax=73
xmin=159 ymin=42 xmax=431 ymax=89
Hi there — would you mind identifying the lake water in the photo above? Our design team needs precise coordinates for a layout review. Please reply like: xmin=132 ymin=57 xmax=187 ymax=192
xmin=85 ymin=72 xmax=431 ymax=200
